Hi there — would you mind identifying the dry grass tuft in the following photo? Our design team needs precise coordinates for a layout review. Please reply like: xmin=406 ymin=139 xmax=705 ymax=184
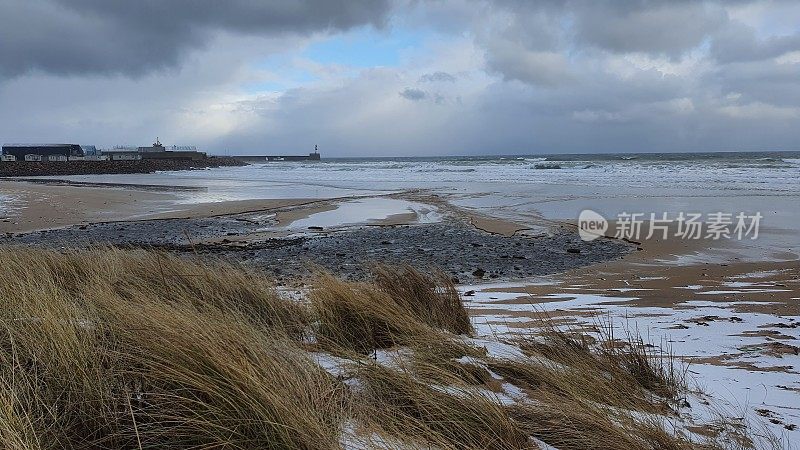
xmin=508 ymin=393 xmax=698 ymax=450
xmin=514 ymin=314 xmax=685 ymax=404
xmin=0 ymin=246 xmax=338 ymax=449
xmin=311 ymin=265 xmax=471 ymax=353
xmin=0 ymin=246 xmax=308 ymax=335
xmin=406 ymin=333 xmax=494 ymax=386
xmin=372 ymin=265 xmax=471 ymax=335
xmin=311 ymin=275 xmax=430 ymax=353
xmin=354 ymin=361 xmax=533 ymax=449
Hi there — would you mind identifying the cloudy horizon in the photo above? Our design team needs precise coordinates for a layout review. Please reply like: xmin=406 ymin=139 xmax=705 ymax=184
xmin=1 ymin=0 xmax=799 ymax=156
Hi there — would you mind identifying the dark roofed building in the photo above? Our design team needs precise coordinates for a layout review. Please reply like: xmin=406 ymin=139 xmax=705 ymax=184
xmin=2 ymin=144 xmax=84 ymax=159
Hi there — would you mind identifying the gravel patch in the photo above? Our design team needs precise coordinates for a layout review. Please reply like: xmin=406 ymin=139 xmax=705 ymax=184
xmin=2 ymin=215 xmax=633 ymax=283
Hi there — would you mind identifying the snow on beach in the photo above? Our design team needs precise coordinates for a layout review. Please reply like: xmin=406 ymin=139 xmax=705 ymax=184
xmin=462 ymin=271 xmax=800 ymax=444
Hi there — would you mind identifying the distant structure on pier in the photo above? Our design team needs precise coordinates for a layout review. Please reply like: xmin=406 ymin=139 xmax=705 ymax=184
xmin=231 ymin=145 xmax=321 ymax=163
xmin=2 ymin=143 xmax=84 ymax=160
xmin=138 ymin=137 xmax=166 ymax=153
xmin=105 ymin=138 xmax=206 ymax=161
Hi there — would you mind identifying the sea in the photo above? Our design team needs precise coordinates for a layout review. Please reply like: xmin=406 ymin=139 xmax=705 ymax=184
xmin=51 ymin=150 xmax=800 ymax=195
xmin=19 ymin=150 xmax=800 ymax=262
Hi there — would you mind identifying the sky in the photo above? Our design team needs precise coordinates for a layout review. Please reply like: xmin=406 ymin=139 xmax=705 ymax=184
xmin=0 ymin=0 xmax=798 ymax=156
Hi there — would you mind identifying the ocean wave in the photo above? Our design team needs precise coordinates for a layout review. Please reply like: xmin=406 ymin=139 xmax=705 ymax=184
xmin=372 ymin=163 xmax=412 ymax=169
xmin=533 ymin=163 xmax=562 ymax=170
xmin=417 ymin=168 xmax=477 ymax=173
xmin=721 ymin=163 xmax=794 ymax=169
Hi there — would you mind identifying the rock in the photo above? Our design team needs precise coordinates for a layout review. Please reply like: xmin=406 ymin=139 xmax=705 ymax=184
xmin=463 ymin=290 xmax=475 ymax=296
xmin=308 ymin=226 xmax=324 ymax=231
xmin=6 ymin=219 xmax=634 ymax=284
xmin=0 ymin=158 xmax=244 ymax=177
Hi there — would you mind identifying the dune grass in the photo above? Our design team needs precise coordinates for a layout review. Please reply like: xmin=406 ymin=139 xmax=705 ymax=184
xmin=0 ymin=247 xmax=335 ymax=449
xmin=310 ymin=265 xmax=469 ymax=353
xmin=0 ymin=246 xmax=775 ymax=449
xmin=353 ymin=361 xmax=533 ymax=449
xmin=514 ymin=315 xmax=685 ymax=402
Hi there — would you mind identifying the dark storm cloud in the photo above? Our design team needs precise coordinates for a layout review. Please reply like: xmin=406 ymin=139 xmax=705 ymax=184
xmin=478 ymin=0 xmax=731 ymax=89
xmin=0 ymin=0 xmax=390 ymax=79
xmin=570 ymin=1 xmax=727 ymax=56
xmin=710 ymin=22 xmax=800 ymax=63
xmin=490 ymin=0 xmax=729 ymax=56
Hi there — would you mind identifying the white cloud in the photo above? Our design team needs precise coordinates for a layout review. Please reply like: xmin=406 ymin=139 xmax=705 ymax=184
xmin=717 ymin=102 xmax=800 ymax=120
xmin=1 ymin=0 xmax=799 ymax=155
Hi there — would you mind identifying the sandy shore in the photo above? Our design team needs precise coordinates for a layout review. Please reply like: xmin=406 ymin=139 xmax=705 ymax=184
xmin=0 ymin=179 xmax=348 ymax=233
xmin=2 ymin=176 xmax=797 ymax=438
xmin=460 ymin=221 xmax=800 ymax=437
xmin=151 ymin=198 xmax=333 ymax=221
xmin=0 ymin=180 xmax=175 ymax=233
xmin=0 ymin=180 xmax=445 ymax=234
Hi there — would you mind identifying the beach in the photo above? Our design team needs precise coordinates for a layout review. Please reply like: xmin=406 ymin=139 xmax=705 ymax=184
xmin=1 ymin=153 xmax=799 ymax=444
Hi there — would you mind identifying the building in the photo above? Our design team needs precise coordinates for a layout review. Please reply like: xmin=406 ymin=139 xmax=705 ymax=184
xmin=96 ymin=139 xmax=206 ymax=161
xmin=81 ymin=145 xmax=99 ymax=156
xmin=2 ymin=144 xmax=84 ymax=160
xmin=47 ymin=155 xmax=68 ymax=162
xmin=105 ymin=151 xmax=142 ymax=161
xmin=141 ymin=150 xmax=206 ymax=161
xmin=24 ymin=154 xmax=42 ymax=162
xmin=138 ymin=138 xmax=166 ymax=153
xmin=0 ymin=155 xmax=16 ymax=162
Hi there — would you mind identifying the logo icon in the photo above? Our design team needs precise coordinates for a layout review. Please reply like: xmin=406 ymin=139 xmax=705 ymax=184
xmin=578 ymin=209 xmax=607 ymax=241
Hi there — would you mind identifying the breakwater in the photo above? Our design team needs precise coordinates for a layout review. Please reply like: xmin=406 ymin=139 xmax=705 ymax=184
xmin=0 ymin=157 xmax=245 ymax=177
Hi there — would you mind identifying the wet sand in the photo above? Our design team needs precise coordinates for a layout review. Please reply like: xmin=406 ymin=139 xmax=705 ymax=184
xmin=0 ymin=180 xmax=174 ymax=233
xmin=461 ymin=221 xmax=800 ymax=437
xmin=468 ymin=215 xmax=530 ymax=237
xmin=0 ymin=180 xmax=345 ymax=233
xmin=153 ymin=198 xmax=331 ymax=221
xmin=0 ymin=180 xmax=439 ymax=234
